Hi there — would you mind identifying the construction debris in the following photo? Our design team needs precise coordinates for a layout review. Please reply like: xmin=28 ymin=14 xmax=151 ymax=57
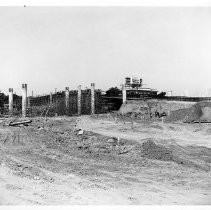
xmin=78 ymin=129 xmax=84 ymax=135
xmin=7 ymin=120 xmax=32 ymax=126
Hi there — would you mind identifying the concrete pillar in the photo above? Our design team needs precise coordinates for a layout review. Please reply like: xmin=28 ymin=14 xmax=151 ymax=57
xmin=65 ymin=87 xmax=69 ymax=115
xmin=77 ymin=85 xmax=81 ymax=115
xmin=50 ymin=92 xmax=53 ymax=105
xmin=27 ymin=97 xmax=31 ymax=108
xmin=122 ymin=84 xmax=126 ymax=103
xmin=27 ymin=97 xmax=31 ymax=117
xmin=91 ymin=83 xmax=95 ymax=115
xmin=22 ymin=84 xmax=27 ymax=118
xmin=8 ymin=88 xmax=13 ymax=115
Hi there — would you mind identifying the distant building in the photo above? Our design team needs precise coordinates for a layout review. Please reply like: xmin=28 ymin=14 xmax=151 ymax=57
xmin=124 ymin=77 xmax=158 ymax=99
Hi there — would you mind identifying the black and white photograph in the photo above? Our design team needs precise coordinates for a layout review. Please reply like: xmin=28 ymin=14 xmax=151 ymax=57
xmin=0 ymin=0 xmax=211 ymax=206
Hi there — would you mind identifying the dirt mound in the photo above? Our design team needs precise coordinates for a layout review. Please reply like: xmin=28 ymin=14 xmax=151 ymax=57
xmin=165 ymin=106 xmax=200 ymax=122
xmin=140 ymin=139 xmax=173 ymax=161
xmin=119 ymin=100 xmax=211 ymax=122
xmin=199 ymin=101 xmax=211 ymax=121
xmin=136 ymin=139 xmax=211 ymax=171
xmin=118 ymin=100 xmax=195 ymax=120
xmin=166 ymin=101 xmax=211 ymax=122
xmin=118 ymin=101 xmax=151 ymax=120
xmin=119 ymin=101 xmax=149 ymax=115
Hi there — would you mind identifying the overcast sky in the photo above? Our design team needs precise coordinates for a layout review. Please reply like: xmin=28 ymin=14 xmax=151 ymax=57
xmin=0 ymin=7 xmax=211 ymax=96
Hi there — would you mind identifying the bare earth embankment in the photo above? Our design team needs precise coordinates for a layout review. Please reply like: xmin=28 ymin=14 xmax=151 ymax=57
xmin=0 ymin=115 xmax=211 ymax=205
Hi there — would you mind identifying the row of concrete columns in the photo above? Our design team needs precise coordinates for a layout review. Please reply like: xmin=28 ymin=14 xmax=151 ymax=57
xmin=8 ymin=83 xmax=96 ymax=117
xmin=63 ymin=83 xmax=96 ymax=116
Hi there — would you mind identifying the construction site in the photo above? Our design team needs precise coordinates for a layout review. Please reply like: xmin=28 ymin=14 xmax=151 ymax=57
xmin=0 ymin=77 xmax=211 ymax=205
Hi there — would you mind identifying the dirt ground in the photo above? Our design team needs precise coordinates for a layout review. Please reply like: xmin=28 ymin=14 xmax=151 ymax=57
xmin=0 ymin=114 xmax=211 ymax=205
